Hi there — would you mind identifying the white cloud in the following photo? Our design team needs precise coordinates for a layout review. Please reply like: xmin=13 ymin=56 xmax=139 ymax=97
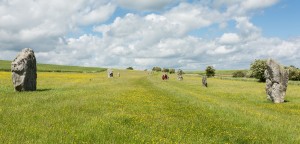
xmin=77 ymin=3 xmax=116 ymax=26
xmin=213 ymin=0 xmax=278 ymax=10
xmin=27 ymin=32 xmax=300 ymax=70
xmin=242 ymin=0 xmax=279 ymax=10
xmin=207 ymin=46 xmax=236 ymax=55
xmin=164 ymin=3 xmax=223 ymax=33
xmin=219 ymin=33 xmax=240 ymax=44
xmin=235 ymin=17 xmax=261 ymax=41
xmin=116 ymin=0 xmax=174 ymax=11
xmin=212 ymin=0 xmax=244 ymax=7
xmin=0 ymin=0 xmax=115 ymax=51
xmin=1 ymin=0 xmax=299 ymax=70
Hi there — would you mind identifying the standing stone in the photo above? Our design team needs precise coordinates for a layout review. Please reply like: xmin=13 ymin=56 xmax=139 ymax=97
xmin=177 ymin=69 xmax=183 ymax=81
xmin=264 ymin=59 xmax=289 ymax=103
xmin=11 ymin=48 xmax=37 ymax=91
xmin=202 ymin=76 xmax=207 ymax=87
xmin=107 ymin=69 xmax=113 ymax=78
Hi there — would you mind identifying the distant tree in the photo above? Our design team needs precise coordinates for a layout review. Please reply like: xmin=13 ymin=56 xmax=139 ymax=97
xmin=287 ymin=66 xmax=300 ymax=81
xmin=152 ymin=67 xmax=161 ymax=72
xmin=289 ymin=65 xmax=297 ymax=69
xmin=126 ymin=67 xmax=134 ymax=70
xmin=232 ymin=70 xmax=246 ymax=78
xmin=162 ymin=68 xmax=169 ymax=73
xmin=169 ymin=68 xmax=175 ymax=74
xmin=177 ymin=69 xmax=184 ymax=75
xmin=250 ymin=59 xmax=267 ymax=82
xmin=205 ymin=66 xmax=215 ymax=77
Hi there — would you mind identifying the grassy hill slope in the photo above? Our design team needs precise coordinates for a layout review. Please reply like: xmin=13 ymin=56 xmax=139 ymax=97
xmin=1 ymin=70 xmax=300 ymax=143
xmin=0 ymin=60 xmax=106 ymax=73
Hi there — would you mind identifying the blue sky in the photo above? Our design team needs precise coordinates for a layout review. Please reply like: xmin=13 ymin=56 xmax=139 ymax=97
xmin=252 ymin=0 xmax=300 ymax=39
xmin=0 ymin=0 xmax=300 ymax=70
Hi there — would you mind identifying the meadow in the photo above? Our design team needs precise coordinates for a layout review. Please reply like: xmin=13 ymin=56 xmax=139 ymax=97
xmin=1 ymin=65 xmax=300 ymax=143
xmin=0 ymin=60 xmax=106 ymax=73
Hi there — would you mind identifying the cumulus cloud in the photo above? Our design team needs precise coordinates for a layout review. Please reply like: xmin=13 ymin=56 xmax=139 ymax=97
xmin=164 ymin=2 xmax=224 ymax=33
xmin=235 ymin=17 xmax=261 ymax=41
xmin=0 ymin=0 xmax=115 ymax=51
xmin=223 ymin=0 xmax=279 ymax=18
xmin=1 ymin=0 xmax=299 ymax=70
xmin=241 ymin=0 xmax=279 ymax=10
xmin=77 ymin=3 xmax=116 ymax=26
xmin=219 ymin=33 xmax=240 ymax=44
xmin=116 ymin=0 xmax=174 ymax=11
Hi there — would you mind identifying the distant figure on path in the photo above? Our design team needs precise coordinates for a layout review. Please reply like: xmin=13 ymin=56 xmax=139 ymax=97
xmin=162 ymin=74 xmax=169 ymax=80
xmin=118 ymin=72 xmax=120 ymax=77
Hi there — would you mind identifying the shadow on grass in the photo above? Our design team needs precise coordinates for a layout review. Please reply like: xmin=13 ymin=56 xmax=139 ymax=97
xmin=263 ymin=100 xmax=290 ymax=104
xmin=36 ymin=88 xmax=52 ymax=92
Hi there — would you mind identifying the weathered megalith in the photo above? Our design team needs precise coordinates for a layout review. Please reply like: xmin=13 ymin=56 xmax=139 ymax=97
xmin=177 ymin=69 xmax=183 ymax=81
xmin=11 ymin=48 xmax=37 ymax=91
xmin=202 ymin=76 xmax=207 ymax=87
xmin=107 ymin=69 xmax=113 ymax=78
xmin=264 ymin=59 xmax=289 ymax=103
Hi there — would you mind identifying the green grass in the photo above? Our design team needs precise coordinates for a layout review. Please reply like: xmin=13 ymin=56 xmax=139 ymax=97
xmin=0 ymin=60 xmax=106 ymax=73
xmin=1 ymin=69 xmax=300 ymax=143
xmin=186 ymin=69 xmax=248 ymax=76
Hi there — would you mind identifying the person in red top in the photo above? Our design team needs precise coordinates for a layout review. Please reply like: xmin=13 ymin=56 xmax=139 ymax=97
xmin=162 ymin=73 xmax=168 ymax=80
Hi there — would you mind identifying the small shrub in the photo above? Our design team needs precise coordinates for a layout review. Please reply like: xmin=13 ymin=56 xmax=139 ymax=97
xmin=169 ymin=69 xmax=175 ymax=74
xmin=250 ymin=59 xmax=267 ymax=82
xmin=127 ymin=67 xmax=133 ymax=70
xmin=205 ymin=66 xmax=215 ymax=77
xmin=287 ymin=66 xmax=300 ymax=81
xmin=162 ymin=68 xmax=169 ymax=73
xmin=232 ymin=71 xmax=246 ymax=78
xmin=246 ymin=70 xmax=254 ymax=78
xmin=152 ymin=67 xmax=161 ymax=72
xmin=177 ymin=69 xmax=184 ymax=75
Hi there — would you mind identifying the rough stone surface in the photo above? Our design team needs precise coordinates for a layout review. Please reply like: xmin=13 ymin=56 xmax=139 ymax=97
xmin=202 ymin=76 xmax=207 ymax=87
xmin=11 ymin=48 xmax=37 ymax=91
xmin=107 ymin=69 xmax=113 ymax=78
xmin=264 ymin=59 xmax=289 ymax=103
xmin=177 ymin=69 xmax=183 ymax=81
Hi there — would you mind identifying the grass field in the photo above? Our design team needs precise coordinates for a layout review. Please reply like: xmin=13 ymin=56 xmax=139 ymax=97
xmin=0 ymin=60 xmax=106 ymax=73
xmin=1 ymin=68 xmax=300 ymax=143
xmin=185 ymin=70 xmax=248 ymax=77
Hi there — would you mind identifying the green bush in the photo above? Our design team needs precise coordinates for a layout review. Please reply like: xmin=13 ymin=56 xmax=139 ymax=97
xmin=232 ymin=71 xmax=246 ymax=78
xmin=177 ymin=69 xmax=184 ymax=75
xmin=162 ymin=68 xmax=169 ymax=73
xmin=287 ymin=66 xmax=300 ymax=81
xmin=169 ymin=69 xmax=175 ymax=74
xmin=250 ymin=59 xmax=267 ymax=82
xmin=246 ymin=70 xmax=254 ymax=78
xmin=127 ymin=67 xmax=134 ymax=70
xmin=205 ymin=66 xmax=215 ymax=77
xmin=152 ymin=67 xmax=161 ymax=72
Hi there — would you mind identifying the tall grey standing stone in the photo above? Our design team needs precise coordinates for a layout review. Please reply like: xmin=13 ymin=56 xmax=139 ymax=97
xmin=202 ymin=76 xmax=207 ymax=87
xmin=264 ymin=59 xmax=289 ymax=103
xmin=11 ymin=48 xmax=37 ymax=91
